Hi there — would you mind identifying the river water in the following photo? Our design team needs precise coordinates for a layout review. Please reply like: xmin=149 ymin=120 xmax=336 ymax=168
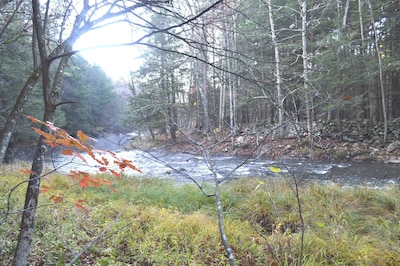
xmin=51 ymin=134 xmax=400 ymax=187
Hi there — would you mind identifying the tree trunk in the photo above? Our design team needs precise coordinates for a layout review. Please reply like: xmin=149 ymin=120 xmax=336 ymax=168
xmin=0 ymin=2 xmax=74 ymax=165
xmin=199 ymin=22 xmax=216 ymax=141
xmin=367 ymin=0 xmax=387 ymax=143
xmin=0 ymin=68 xmax=39 ymax=164
xmin=228 ymin=23 xmax=237 ymax=137
xmin=169 ymin=75 xmax=178 ymax=142
xmin=219 ymin=5 xmax=229 ymax=130
xmin=0 ymin=45 xmax=61 ymax=165
xmin=201 ymin=51 xmax=211 ymax=133
xmin=13 ymin=0 xmax=52 ymax=262
xmin=13 ymin=52 xmax=70 ymax=263
xmin=301 ymin=0 xmax=313 ymax=153
xmin=12 ymin=0 xmax=77 ymax=262
xmin=12 ymin=134 xmax=48 ymax=266
xmin=267 ymin=0 xmax=283 ymax=135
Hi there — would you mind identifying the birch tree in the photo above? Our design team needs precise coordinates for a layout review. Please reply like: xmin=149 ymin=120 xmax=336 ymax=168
xmin=300 ymin=0 xmax=313 ymax=150
xmin=11 ymin=0 xmax=225 ymax=263
xmin=367 ymin=0 xmax=387 ymax=143
xmin=266 ymin=0 xmax=284 ymax=132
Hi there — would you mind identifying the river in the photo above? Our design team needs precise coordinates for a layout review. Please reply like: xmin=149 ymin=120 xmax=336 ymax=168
xmin=50 ymin=134 xmax=400 ymax=187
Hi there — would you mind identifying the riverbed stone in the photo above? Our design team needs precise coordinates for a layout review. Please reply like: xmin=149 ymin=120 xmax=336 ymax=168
xmin=386 ymin=141 xmax=400 ymax=153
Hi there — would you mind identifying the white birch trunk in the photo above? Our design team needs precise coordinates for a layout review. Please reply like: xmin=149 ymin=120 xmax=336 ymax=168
xmin=301 ymin=0 xmax=313 ymax=150
xmin=267 ymin=0 xmax=284 ymax=131
xmin=367 ymin=0 xmax=388 ymax=142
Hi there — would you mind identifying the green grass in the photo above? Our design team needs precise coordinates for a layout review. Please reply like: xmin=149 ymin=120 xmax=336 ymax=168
xmin=0 ymin=163 xmax=399 ymax=265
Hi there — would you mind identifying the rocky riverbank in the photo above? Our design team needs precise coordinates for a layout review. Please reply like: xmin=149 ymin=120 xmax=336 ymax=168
xmin=133 ymin=119 xmax=400 ymax=163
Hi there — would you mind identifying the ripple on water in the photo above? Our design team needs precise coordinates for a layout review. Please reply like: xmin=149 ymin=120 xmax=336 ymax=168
xmin=52 ymin=149 xmax=399 ymax=187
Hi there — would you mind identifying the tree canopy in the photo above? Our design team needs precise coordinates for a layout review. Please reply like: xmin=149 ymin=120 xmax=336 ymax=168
xmin=126 ymin=0 xmax=400 ymax=144
xmin=0 ymin=0 xmax=399 ymax=264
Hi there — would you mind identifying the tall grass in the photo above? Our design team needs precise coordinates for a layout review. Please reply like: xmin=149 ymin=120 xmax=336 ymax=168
xmin=0 ymin=163 xmax=399 ymax=265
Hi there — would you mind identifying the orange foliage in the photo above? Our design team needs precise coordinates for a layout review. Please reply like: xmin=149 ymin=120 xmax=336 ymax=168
xmin=77 ymin=130 xmax=90 ymax=142
xmin=60 ymin=149 xmax=74 ymax=156
xmin=40 ymin=185 xmax=51 ymax=193
xmin=25 ymin=115 xmax=140 ymax=212
xmin=20 ymin=169 xmax=38 ymax=175
xmin=75 ymin=201 xmax=90 ymax=214
xmin=50 ymin=195 xmax=64 ymax=203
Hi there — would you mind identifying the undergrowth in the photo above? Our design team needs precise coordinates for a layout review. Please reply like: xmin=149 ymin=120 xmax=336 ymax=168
xmin=0 ymin=163 xmax=399 ymax=265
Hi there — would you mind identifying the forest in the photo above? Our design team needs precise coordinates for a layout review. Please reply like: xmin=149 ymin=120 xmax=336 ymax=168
xmin=1 ymin=0 xmax=399 ymax=159
xmin=0 ymin=0 xmax=400 ymax=265
xmin=126 ymin=0 xmax=400 ymax=147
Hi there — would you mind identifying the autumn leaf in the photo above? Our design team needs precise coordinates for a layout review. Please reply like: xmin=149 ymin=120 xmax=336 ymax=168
xmin=40 ymin=185 xmax=51 ymax=193
xmin=79 ymin=178 xmax=89 ymax=189
xmin=100 ymin=179 xmax=112 ymax=185
xmin=50 ymin=195 xmax=64 ymax=203
xmin=55 ymin=139 xmax=71 ymax=147
xmin=107 ymin=185 xmax=119 ymax=193
xmin=94 ymin=157 xmax=104 ymax=166
xmin=75 ymin=152 xmax=87 ymax=163
xmin=113 ymin=159 xmax=141 ymax=173
xmin=343 ymin=95 xmax=351 ymax=101
xmin=44 ymin=139 xmax=57 ymax=148
xmin=68 ymin=170 xmax=80 ymax=179
xmin=25 ymin=115 xmax=43 ymax=124
xmin=20 ymin=169 xmax=38 ymax=175
xmin=101 ymin=156 xmax=109 ymax=166
xmin=33 ymin=127 xmax=56 ymax=141
xmin=255 ymin=179 xmax=265 ymax=191
xmin=61 ymin=149 xmax=74 ymax=156
xmin=26 ymin=115 xmax=133 ymax=213
xmin=88 ymin=177 xmax=101 ymax=187
xmin=127 ymin=163 xmax=142 ymax=173
xmin=75 ymin=202 xmax=90 ymax=214
xmin=118 ymin=162 xmax=127 ymax=170
xmin=109 ymin=169 xmax=121 ymax=178
xmin=269 ymin=166 xmax=282 ymax=173
xmin=77 ymin=130 xmax=90 ymax=142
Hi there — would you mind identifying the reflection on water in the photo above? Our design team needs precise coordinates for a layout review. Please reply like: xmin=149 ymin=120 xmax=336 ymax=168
xmin=51 ymin=135 xmax=400 ymax=187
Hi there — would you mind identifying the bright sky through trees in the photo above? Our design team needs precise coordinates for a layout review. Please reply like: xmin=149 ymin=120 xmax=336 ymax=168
xmin=73 ymin=22 xmax=142 ymax=80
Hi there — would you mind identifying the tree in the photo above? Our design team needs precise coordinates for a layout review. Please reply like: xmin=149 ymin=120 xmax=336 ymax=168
xmin=11 ymin=0 xmax=147 ymax=263
xmin=8 ymin=116 xmax=140 ymax=264
xmin=0 ymin=0 xmax=37 ymax=164
xmin=2 ymin=0 xmax=399 ymax=262
xmin=12 ymin=0 xmax=75 ymax=261
xmin=367 ymin=0 xmax=387 ymax=143
xmin=301 ymin=0 xmax=313 ymax=149
xmin=127 ymin=21 xmax=184 ymax=141
xmin=61 ymin=56 xmax=120 ymax=135
xmin=9 ymin=0 xmax=225 ymax=263
xmin=266 ymin=0 xmax=284 ymax=133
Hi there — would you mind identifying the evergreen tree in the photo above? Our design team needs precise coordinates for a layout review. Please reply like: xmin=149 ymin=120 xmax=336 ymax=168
xmin=127 ymin=13 xmax=184 ymax=141
xmin=61 ymin=55 xmax=121 ymax=136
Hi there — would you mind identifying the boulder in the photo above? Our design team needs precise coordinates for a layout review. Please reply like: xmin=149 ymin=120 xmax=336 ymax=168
xmin=386 ymin=141 xmax=400 ymax=153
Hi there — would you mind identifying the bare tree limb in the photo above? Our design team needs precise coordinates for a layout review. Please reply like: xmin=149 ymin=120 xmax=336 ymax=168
xmin=67 ymin=211 xmax=122 ymax=265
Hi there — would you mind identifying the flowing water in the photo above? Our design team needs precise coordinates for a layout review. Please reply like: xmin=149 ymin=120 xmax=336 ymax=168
xmin=52 ymin=134 xmax=400 ymax=187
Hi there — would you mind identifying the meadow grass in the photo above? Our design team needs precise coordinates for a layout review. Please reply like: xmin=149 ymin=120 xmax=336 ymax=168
xmin=0 ymin=163 xmax=399 ymax=265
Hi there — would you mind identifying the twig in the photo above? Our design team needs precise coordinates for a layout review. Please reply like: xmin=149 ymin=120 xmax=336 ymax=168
xmin=67 ymin=211 xmax=122 ymax=265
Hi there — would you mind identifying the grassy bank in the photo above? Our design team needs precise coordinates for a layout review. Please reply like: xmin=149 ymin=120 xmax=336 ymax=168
xmin=0 ymin=163 xmax=399 ymax=265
